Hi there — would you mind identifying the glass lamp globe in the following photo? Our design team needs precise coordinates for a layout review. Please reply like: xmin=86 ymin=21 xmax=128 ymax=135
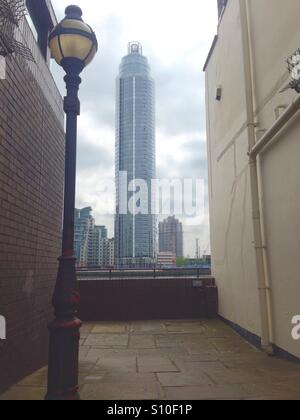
xmin=49 ymin=5 xmax=98 ymax=72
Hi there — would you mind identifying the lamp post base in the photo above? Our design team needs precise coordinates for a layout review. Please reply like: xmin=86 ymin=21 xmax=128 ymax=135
xmin=45 ymin=317 xmax=82 ymax=401
xmin=46 ymin=256 xmax=82 ymax=401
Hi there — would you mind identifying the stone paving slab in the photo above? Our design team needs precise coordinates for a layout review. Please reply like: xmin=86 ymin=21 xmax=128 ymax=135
xmin=165 ymin=321 xmax=206 ymax=334
xmin=100 ymin=373 xmax=157 ymax=384
xmin=157 ymin=371 xmax=214 ymax=387
xmin=80 ymin=323 xmax=94 ymax=333
xmin=156 ymin=333 xmax=214 ymax=350
xmin=186 ymin=343 xmax=219 ymax=355
xmin=84 ymin=333 xmax=129 ymax=348
xmin=209 ymin=337 xmax=259 ymax=353
xmin=95 ymin=356 xmax=137 ymax=374
xmin=130 ymin=321 xmax=167 ymax=334
xmin=129 ymin=334 xmax=156 ymax=349
xmin=86 ymin=348 xmax=139 ymax=360
xmin=137 ymin=356 xmax=179 ymax=373
xmin=79 ymin=346 xmax=91 ymax=358
xmin=201 ymin=320 xmax=239 ymax=338
xmin=184 ymin=361 xmax=260 ymax=386
xmin=0 ymin=386 xmax=47 ymax=401
xmin=138 ymin=347 xmax=189 ymax=357
xmin=81 ymin=381 xmax=161 ymax=401
xmin=91 ymin=323 xmax=128 ymax=334
xmin=16 ymin=367 xmax=48 ymax=387
xmin=163 ymin=384 xmax=265 ymax=400
xmin=1 ymin=319 xmax=300 ymax=400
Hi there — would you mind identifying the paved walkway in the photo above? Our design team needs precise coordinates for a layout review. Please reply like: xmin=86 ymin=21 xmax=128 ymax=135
xmin=1 ymin=319 xmax=300 ymax=400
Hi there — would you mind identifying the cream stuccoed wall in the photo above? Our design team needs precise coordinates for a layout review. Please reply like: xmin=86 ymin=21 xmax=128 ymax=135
xmin=205 ymin=0 xmax=300 ymax=358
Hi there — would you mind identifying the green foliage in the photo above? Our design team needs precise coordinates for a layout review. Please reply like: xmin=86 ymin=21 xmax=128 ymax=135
xmin=176 ymin=257 xmax=204 ymax=267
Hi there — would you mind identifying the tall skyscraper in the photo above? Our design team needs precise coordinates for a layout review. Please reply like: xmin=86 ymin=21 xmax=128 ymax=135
xmin=159 ymin=216 xmax=184 ymax=258
xmin=74 ymin=207 xmax=109 ymax=267
xmin=115 ymin=42 xmax=156 ymax=268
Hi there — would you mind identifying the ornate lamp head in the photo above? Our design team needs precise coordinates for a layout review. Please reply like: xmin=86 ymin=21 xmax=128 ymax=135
xmin=49 ymin=5 xmax=98 ymax=74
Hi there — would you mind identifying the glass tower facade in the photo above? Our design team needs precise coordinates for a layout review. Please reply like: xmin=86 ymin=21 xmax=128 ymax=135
xmin=115 ymin=42 xmax=156 ymax=268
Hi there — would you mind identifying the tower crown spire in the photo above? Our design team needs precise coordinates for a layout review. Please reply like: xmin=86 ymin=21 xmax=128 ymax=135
xmin=128 ymin=41 xmax=143 ymax=55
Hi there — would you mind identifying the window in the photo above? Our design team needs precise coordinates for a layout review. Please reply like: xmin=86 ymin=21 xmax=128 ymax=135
xmin=25 ymin=0 xmax=53 ymax=62
xmin=25 ymin=7 xmax=38 ymax=41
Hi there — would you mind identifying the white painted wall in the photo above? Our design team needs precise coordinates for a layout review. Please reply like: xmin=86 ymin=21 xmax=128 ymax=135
xmin=205 ymin=0 xmax=300 ymax=357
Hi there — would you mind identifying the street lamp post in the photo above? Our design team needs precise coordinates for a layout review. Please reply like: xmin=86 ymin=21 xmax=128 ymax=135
xmin=46 ymin=5 xmax=98 ymax=401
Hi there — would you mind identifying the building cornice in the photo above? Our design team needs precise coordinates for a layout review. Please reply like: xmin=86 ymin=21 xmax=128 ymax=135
xmin=203 ymin=35 xmax=218 ymax=72
xmin=203 ymin=0 xmax=229 ymax=72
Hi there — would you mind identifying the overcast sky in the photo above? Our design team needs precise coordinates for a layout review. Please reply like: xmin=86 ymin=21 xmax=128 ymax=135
xmin=51 ymin=0 xmax=218 ymax=257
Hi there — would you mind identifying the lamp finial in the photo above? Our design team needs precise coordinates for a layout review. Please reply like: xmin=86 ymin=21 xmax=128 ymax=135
xmin=65 ymin=5 xmax=83 ymax=20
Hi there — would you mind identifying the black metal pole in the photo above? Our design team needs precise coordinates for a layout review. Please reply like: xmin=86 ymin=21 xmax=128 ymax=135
xmin=46 ymin=59 xmax=84 ymax=401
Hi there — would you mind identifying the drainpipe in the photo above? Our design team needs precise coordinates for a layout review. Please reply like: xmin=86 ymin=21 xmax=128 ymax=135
xmin=239 ymin=0 xmax=273 ymax=354
xmin=249 ymin=98 xmax=300 ymax=352
xmin=249 ymin=95 xmax=300 ymax=158
xmin=256 ymin=141 xmax=275 ymax=348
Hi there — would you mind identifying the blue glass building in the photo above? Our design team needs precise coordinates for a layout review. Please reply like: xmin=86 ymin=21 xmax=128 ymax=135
xmin=115 ymin=42 xmax=156 ymax=268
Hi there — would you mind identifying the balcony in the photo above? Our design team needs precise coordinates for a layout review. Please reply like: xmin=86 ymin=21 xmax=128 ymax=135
xmin=1 ymin=269 xmax=300 ymax=400
xmin=1 ymin=319 xmax=300 ymax=400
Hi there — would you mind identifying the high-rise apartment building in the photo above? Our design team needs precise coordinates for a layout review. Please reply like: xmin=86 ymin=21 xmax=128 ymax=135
xmin=99 ymin=238 xmax=115 ymax=267
xmin=88 ymin=225 xmax=108 ymax=267
xmin=74 ymin=207 xmax=112 ymax=268
xmin=159 ymin=216 xmax=184 ymax=257
xmin=157 ymin=252 xmax=177 ymax=268
xmin=115 ymin=42 xmax=156 ymax=268
xmin=74 ymin=207 xmax=94 ymax=267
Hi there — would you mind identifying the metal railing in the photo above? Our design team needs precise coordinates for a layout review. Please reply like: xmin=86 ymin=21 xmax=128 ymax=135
xmin=77 ymin=267 xmax=212 ymax=281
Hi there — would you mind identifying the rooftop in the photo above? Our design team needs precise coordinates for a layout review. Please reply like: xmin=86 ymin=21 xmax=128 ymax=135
xmin=1 ymin=319 xmax=300 ymax=400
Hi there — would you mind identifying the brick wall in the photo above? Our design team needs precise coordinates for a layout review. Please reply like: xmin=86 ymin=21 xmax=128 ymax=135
xmin=0 ymin=47 xmax=64 ymax=393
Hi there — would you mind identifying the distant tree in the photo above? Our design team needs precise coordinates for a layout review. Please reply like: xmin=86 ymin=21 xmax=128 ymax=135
xmin=176 ymin=257 xmax=188 ymax=267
